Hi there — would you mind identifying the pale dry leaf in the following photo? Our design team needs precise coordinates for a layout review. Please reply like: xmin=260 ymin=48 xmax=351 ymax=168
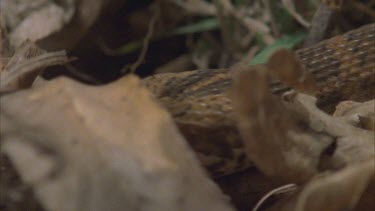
xmin=265 ymin=159 xmax=374 ymax=211
xmin=231 ymin=67 xmax=374 ymax=185
xmin=2 ymin=41 xmax=46 ymax=70
xmin=289 ymin=95 xmax=375 ymax=169
xmin=1 ymin=0 xmax=74 ymax=48
xmin=1 ymin=0 xmax=126 ymax=51
xmin=0 ymin=75 xmax=234 ymax=211
xmin=294 ymin=159 xmax=374 ymax=211
xmin=0 ymin=41 xmax=69 ymax=93
xmin=358 ymin=114 xmax=375 ymax=131
xmin=333 ymin=100 xmax=375 ymax=130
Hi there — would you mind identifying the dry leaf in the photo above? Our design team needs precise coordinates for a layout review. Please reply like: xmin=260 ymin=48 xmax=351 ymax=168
xmin=267 ymin=49 xmax=318 ymax=96
xmin=0 ymin=75 xmax=234 ymax=211
xmin=333 ymin=100 xmax=375 ymax=131
xmin=266 ymin=159 xmax=374 ymax=211
xmin=359 ymin=114 xmax=375 ymax=131
xmin=290 ymin=96 xmax=374 ymax=169
xmin=231 ymin=68 xmax=374 ymax=184
xmin=294 ymin=160 xmax=374 ymax=211
xmin=0 ymin=41 xmax=69 ymax=93
xmin=1 ymin=0 xmax=126 ymax=50
xmin=231 ymin=67 xmax=332 ymax=184
xmin=1 ymin=0 xmax=74 ymax=48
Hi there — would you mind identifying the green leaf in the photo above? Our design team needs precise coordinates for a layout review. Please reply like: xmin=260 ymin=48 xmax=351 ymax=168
xmin=111 ymin=40 xmax=143 ymax=55
xmin=249 ymin=32 xmax=306 ymax=65
xmin=169 ymin=18 xmax=219 ymax=36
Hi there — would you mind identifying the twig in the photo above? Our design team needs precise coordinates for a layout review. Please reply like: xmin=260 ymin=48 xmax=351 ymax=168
xmin=282 ymin=0 xmax=310 ymax=28
xmin=252 ymin=183 xmax=298 ymax=211
xmin=303 ymin=2 xmax=337 ymax=47
xmin=65 ymin=64 xmax=102 ymax=84
xmin=1 ymin=51 xmax=70 ymax=89
xmin=122 ymin=5 xmax=160 ymax=74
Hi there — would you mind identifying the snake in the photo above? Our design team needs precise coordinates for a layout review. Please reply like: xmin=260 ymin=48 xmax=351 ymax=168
xmin=143 ymin=23 xmax=375 ymax=177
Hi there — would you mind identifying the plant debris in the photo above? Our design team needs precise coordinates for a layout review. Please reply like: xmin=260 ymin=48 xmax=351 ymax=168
xmin=1 ymin=0 xmax=374 ymax=210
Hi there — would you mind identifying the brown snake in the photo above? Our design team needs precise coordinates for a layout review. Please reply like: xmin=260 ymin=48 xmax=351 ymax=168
xmin=144 ymin=23 xmax=375 ymax=177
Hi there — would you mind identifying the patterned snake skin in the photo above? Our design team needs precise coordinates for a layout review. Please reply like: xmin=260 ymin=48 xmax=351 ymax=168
xmin=144 ymin=23 xmax=375 ymax=177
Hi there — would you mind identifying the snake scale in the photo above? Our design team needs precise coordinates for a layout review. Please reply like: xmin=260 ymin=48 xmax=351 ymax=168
xmin=143 ymin=23 xmax=375 ymax=177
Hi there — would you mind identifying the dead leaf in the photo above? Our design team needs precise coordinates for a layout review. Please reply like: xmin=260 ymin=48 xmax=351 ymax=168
xmin=231 ymin=67 xmax=332 ymax=184
xmin=2 ymin=0 xmax=74 ymax=48
xmin=333 ymin=100 xmax=375 ymax=131
xmin=0 ymin=75 xmax=234 ymax=211
xmin=294 ymin=160 xmax=374 ymax=211
xmin=266 ymin=159 xmax=375 ymax=211
xmin=290 ymin=95 xmax=374 ymax=169
xmin=267 ymin=49 xmax=318 ymax=96
xmin=231 ymin=67 xmax=374 ymax=185
xmin=0 ymin=41 xmax=69 ymax=93
xmin=2 ymin=0 xmax=127 ymax=51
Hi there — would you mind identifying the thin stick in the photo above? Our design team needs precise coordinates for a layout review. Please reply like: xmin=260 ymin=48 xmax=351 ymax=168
xmin=281 ymin=0 xmax=310 ymax=28
xmin=252 ymin=183 xmax=297 ymax=211
xmin=1 ymin=51 xmax=70 ymax=88
xmin=123 ymin=5 xmax=160 ymax=74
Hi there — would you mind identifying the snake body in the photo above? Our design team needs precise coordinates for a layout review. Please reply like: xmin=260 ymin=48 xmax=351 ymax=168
xmin=144 ymin=23 xmax=375 ymax=176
